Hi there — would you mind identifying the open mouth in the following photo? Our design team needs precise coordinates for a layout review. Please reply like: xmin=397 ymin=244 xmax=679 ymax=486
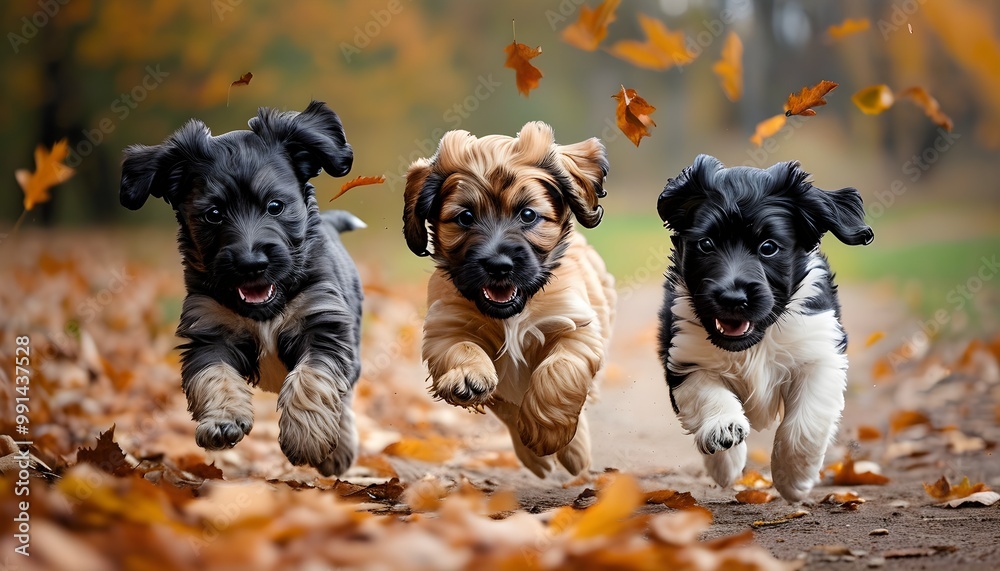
xmin=482 ymin=284 xmax=518 ymax=305
xmin=715 ymin=318 xmax=753 ymax=338
xmin=238 ymin=283 xmax=276 ymax=305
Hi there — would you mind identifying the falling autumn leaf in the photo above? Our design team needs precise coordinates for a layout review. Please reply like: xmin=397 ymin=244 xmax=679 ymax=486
xmin=864 ymin=330 xmax=888 ymax=347
xmin=750 ymin=114 xmax=787 ymax=146
xmin=76 ymin=425 xmax=134 ymax=477
xmin=712 ymin=31 xmax=743 ymax=102
xmin=504 ymin=40 xmax=543 ymax=97
xmin=15 ymin=138 xmax=75 ymax=211
xmin=227 ymin=71 xmax=253 ymax=106
xmin=735 ymin=489 xmax=775 ymax=504
xmin=826 ymin=18 xmax=870 ymax=40
xmin=561 ymin=0 xmax=621 ymax=51
xmin=852 ymin=84 xmax=895 ymax=115
xmin=899 ymin=86 xmax=954 ymax=131
xmin=784 ymin=80 xmax=839 ymax=117
xmin=608 ymin=14 xmax=695 ymax=71
xmin=613 ymin=86 xmax=657 ymax=147
xmin=330 ymin=174 xmax=386 ymax=201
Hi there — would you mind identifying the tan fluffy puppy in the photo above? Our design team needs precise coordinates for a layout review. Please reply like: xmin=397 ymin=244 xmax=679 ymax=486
xmin=403 ymin=122 xmax=615 ymax=476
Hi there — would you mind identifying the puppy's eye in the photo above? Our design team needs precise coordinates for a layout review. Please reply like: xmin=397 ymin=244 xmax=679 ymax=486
xmin=266 ymin=200 xmax=284 ymax=216
xmin=519 ymin=208 xmax=538 ymax=225
xmin=204 ymin=207 xmax=223 ymax=224
xmin=697 ymin=238 xmax=715 ymax=254
xmin=456 ymin=210 xmax=475 ymax=228
xmin=759 ymin=240 xmax=779 ymax=257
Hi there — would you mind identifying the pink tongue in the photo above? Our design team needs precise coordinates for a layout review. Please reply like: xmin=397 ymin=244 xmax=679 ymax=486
xmin=716 ymin=318 xmax=751 ymax=337
xmin=484 ymin=285 xmax=516 ymax=303
xmin=239 ymin=284 xmax=273 ymax=304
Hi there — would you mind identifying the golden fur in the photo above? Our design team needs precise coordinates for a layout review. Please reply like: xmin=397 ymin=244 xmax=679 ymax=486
xmin=404 ymin=122 xmax=615 ymax=476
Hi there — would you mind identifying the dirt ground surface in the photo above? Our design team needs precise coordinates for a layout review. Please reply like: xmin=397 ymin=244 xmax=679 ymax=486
xmin=1 ymin=231 xmax=998 ymax=570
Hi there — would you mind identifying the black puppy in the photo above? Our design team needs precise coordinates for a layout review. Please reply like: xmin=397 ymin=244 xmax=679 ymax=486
xmin=656 ymin=155 xmax=873 ymax=501
xmin=120 ymin=101 xmax=365 ymax=476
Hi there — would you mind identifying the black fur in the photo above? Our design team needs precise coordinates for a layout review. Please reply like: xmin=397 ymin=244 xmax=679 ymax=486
xmin=119 ymin=101 xmax=364 ymax=475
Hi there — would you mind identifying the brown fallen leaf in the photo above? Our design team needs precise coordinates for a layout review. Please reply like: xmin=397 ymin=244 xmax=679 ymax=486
xmin=341 ymin=477 xmax=406 ymax=504
xmin=561 ymin=0 xmax=621 ymax=52
xmin=734 ymin=469 xmax=772 ymax=490
xmin=330 ymin=174 xmax=386 ymax=201
xmin=924 ymin=475 xmax=993 ymax=504
xmin=571 ymin=474 xmax=642 ymax=539
xmin=820 ymin=490 xmax=863 ymax=504
xmin=712 ymin=31 xmax=743 ymax=102
xmin=645 ymin=489 xmax=699 ymax=510
xmin=827 ymin=18 xmax=870 ymax=40
xmin=749 ymin=113 xmax=787 ymax=146
xmin=784 ymin=80 xmax=838 ymax=117
xmin=735 ymin=489 xmax=775 ymax=504
xmin=504 ymin=39 xmax=543 ymax=97
xmin=355 ymin=453 xmax=399 ymax=478
xmin=15 ymin=138 xmax=75 ymax=211
xmin=899 ymin=86 xmax=954 ymax=131
xmin=751 ymin=509 xmax=809 ymax=528
xmin=889 ymin=409 xmax=931 ymax=434
xmin=174 ymin=456 xmax=224 ymax=480
xmin=612 ymin=86 xmax=657 ymax=147
xmin=77 ymin=425 xmax=134 ymax=477
xmin=383 ymin=436 xmax=458 ymax=463
xmin=608 ymin=13 xmax=694 ymax=71
xmin=883 ymin=546 xmax=957 ymax=558
xmin=825 ymin=453 xmax=890 ymax=486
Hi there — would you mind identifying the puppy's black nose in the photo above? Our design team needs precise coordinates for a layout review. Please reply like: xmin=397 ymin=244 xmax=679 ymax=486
xmin=233 ymin=250 xmax=269 ymax=275
xmin=482 ymin=255 xmax=514 ymax=278
xmin=717 ymin=289 xmax=748 ymax=310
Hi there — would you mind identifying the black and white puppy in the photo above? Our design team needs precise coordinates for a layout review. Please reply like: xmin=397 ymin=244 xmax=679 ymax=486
xmin=120 ymin=101 xmax=365 ymax=476
xmin=656 ymin=155 xmax=873 ymax=502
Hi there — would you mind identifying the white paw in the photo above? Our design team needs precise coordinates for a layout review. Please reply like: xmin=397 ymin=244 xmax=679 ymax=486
xmin=704 ymin=441 xmax=747 ymax=488
xmin=695 ymin=415 xmax=750 ymax=455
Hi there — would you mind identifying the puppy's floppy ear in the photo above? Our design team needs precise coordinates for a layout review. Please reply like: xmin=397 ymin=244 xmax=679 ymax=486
xmin=249 ymin=100 xmax=353 ymax=182
xmin=657 ymin=154 xmax=723 ymax=232
xmin=768 ymin=161 xmax=874 ymax=248
xmin=550 ymin=131 xmax=609 ymax=228
xmin=402 ymin=158 xmax=437 ymax=256
xmin=120 ymin=119 xmax=211 ymax=210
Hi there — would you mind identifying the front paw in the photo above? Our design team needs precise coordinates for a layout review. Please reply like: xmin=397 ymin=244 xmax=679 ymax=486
xmin=433 ymin=366 xmax=498 ymax=408
xmin=278 ymin=407 xmax=341 ymax=468
xmin=695 ymin=416 xmax=749 ymax=455
xmin=196 ymin=415 xmax=253 ymax=450
xmin=517 ymin=407 xmax=579 ymax=457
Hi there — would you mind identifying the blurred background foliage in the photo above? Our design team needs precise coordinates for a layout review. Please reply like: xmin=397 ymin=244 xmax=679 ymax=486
xmin=1 ymin=0 xmax=998 ymax=301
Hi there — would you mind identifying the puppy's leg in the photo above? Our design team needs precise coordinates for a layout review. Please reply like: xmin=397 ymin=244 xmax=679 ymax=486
xmin=277 ymin=357 xmax=349 ymax=471
xmin=672 ymin=374 xmax=749 ymax=487
xmin=518 ymin=330 xmax=602 ymax=457
xmin=772 ymin=365 xmax=846 ymax=502
xmin=556 ymin=409 xmax=592 ymax=475
xmin=185 ymin=362 xmax=255 ymax=450
xmin=317 ymin=392 xmax=359 ymax=477
xmin=427 ymin=341 xmax=498 ymax=408
xmin=491 ymin=399 xmax=553 ymax=477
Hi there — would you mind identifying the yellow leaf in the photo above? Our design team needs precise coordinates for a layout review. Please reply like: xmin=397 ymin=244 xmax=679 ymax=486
xmin=561 ymin=0 xmax=621 ymax=52
xmin=571 ymin=474 xmax=642 ymax=539
xmin=734 ymin=469 xmax=772 ymax=490
xmin=382 ymin=436 xmax=458 ymax=463
xmin=16 ymin=138 xmax=75 ymax=211
xmin=712 ymin=31 xmax=743 ymax=102
xmin=608 ymin=14 xmax=694 ymax=71
xmin=852 ymin=85 xmax=895 ymax=115
xmin=827 ymin=18 xmax=870 ymax=40
xmin=750 ymin=114 xmax=787 ymax=146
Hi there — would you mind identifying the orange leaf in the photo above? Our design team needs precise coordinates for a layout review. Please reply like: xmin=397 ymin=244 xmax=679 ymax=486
xmin=571 ymin=474 xmax=642 ymax=539
xmin=712 ymin=31 xmax=743 ymax=102
xmin=645 ymin=489 xmax=698 ymax=509
xmin=864 ymin=330 xmax=887 ymax=347
xmin=608 ymin=14 xmax=694 ymax=71
xmin=750 ymin=114 xmax=787 ymax=146
xmin=231 ymin=72 xmax=253 ymax=87
xmin=899 ymin=86 xmax=954 ymax=131
xmin=612 ymin=86 xmax=657 ymax=147
xmin=827 ymin=18 xmax=870 ymax=40
xmin=734 ymin=469 xmax=772 ymax=490
xmin=504 ymin=40 xmax=543 ymax=97
xmin=76 ymin=425 xmax=134 ymax=477
xmin=857 ymin=425 xmax=882 ymax=441
xmin=735 ymin=489 xmax=775 ymax=504
xmin=820 ymin=490 xmax=864 ymax=504
xmin=828 ymin=454 xmax=890 ymax=486
xmin=852 ymin=84 xmax=895 ymax=115
xmin=382 ymin=436 xmax=458 ymax=463
xmin=330 ymin=175 xmax=385 ymax=201
xmin=561 ymin=0 xmax=621 ymax=51
xmin=923 ymin=476 xmax=990 ymax=502
xmin=784 ymin=80 xmax=838 ymax=117
xmin=15 ymin=138 xmax=75 ymax=211
xmin=889 ymin=409 xmax=931 ymax=434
